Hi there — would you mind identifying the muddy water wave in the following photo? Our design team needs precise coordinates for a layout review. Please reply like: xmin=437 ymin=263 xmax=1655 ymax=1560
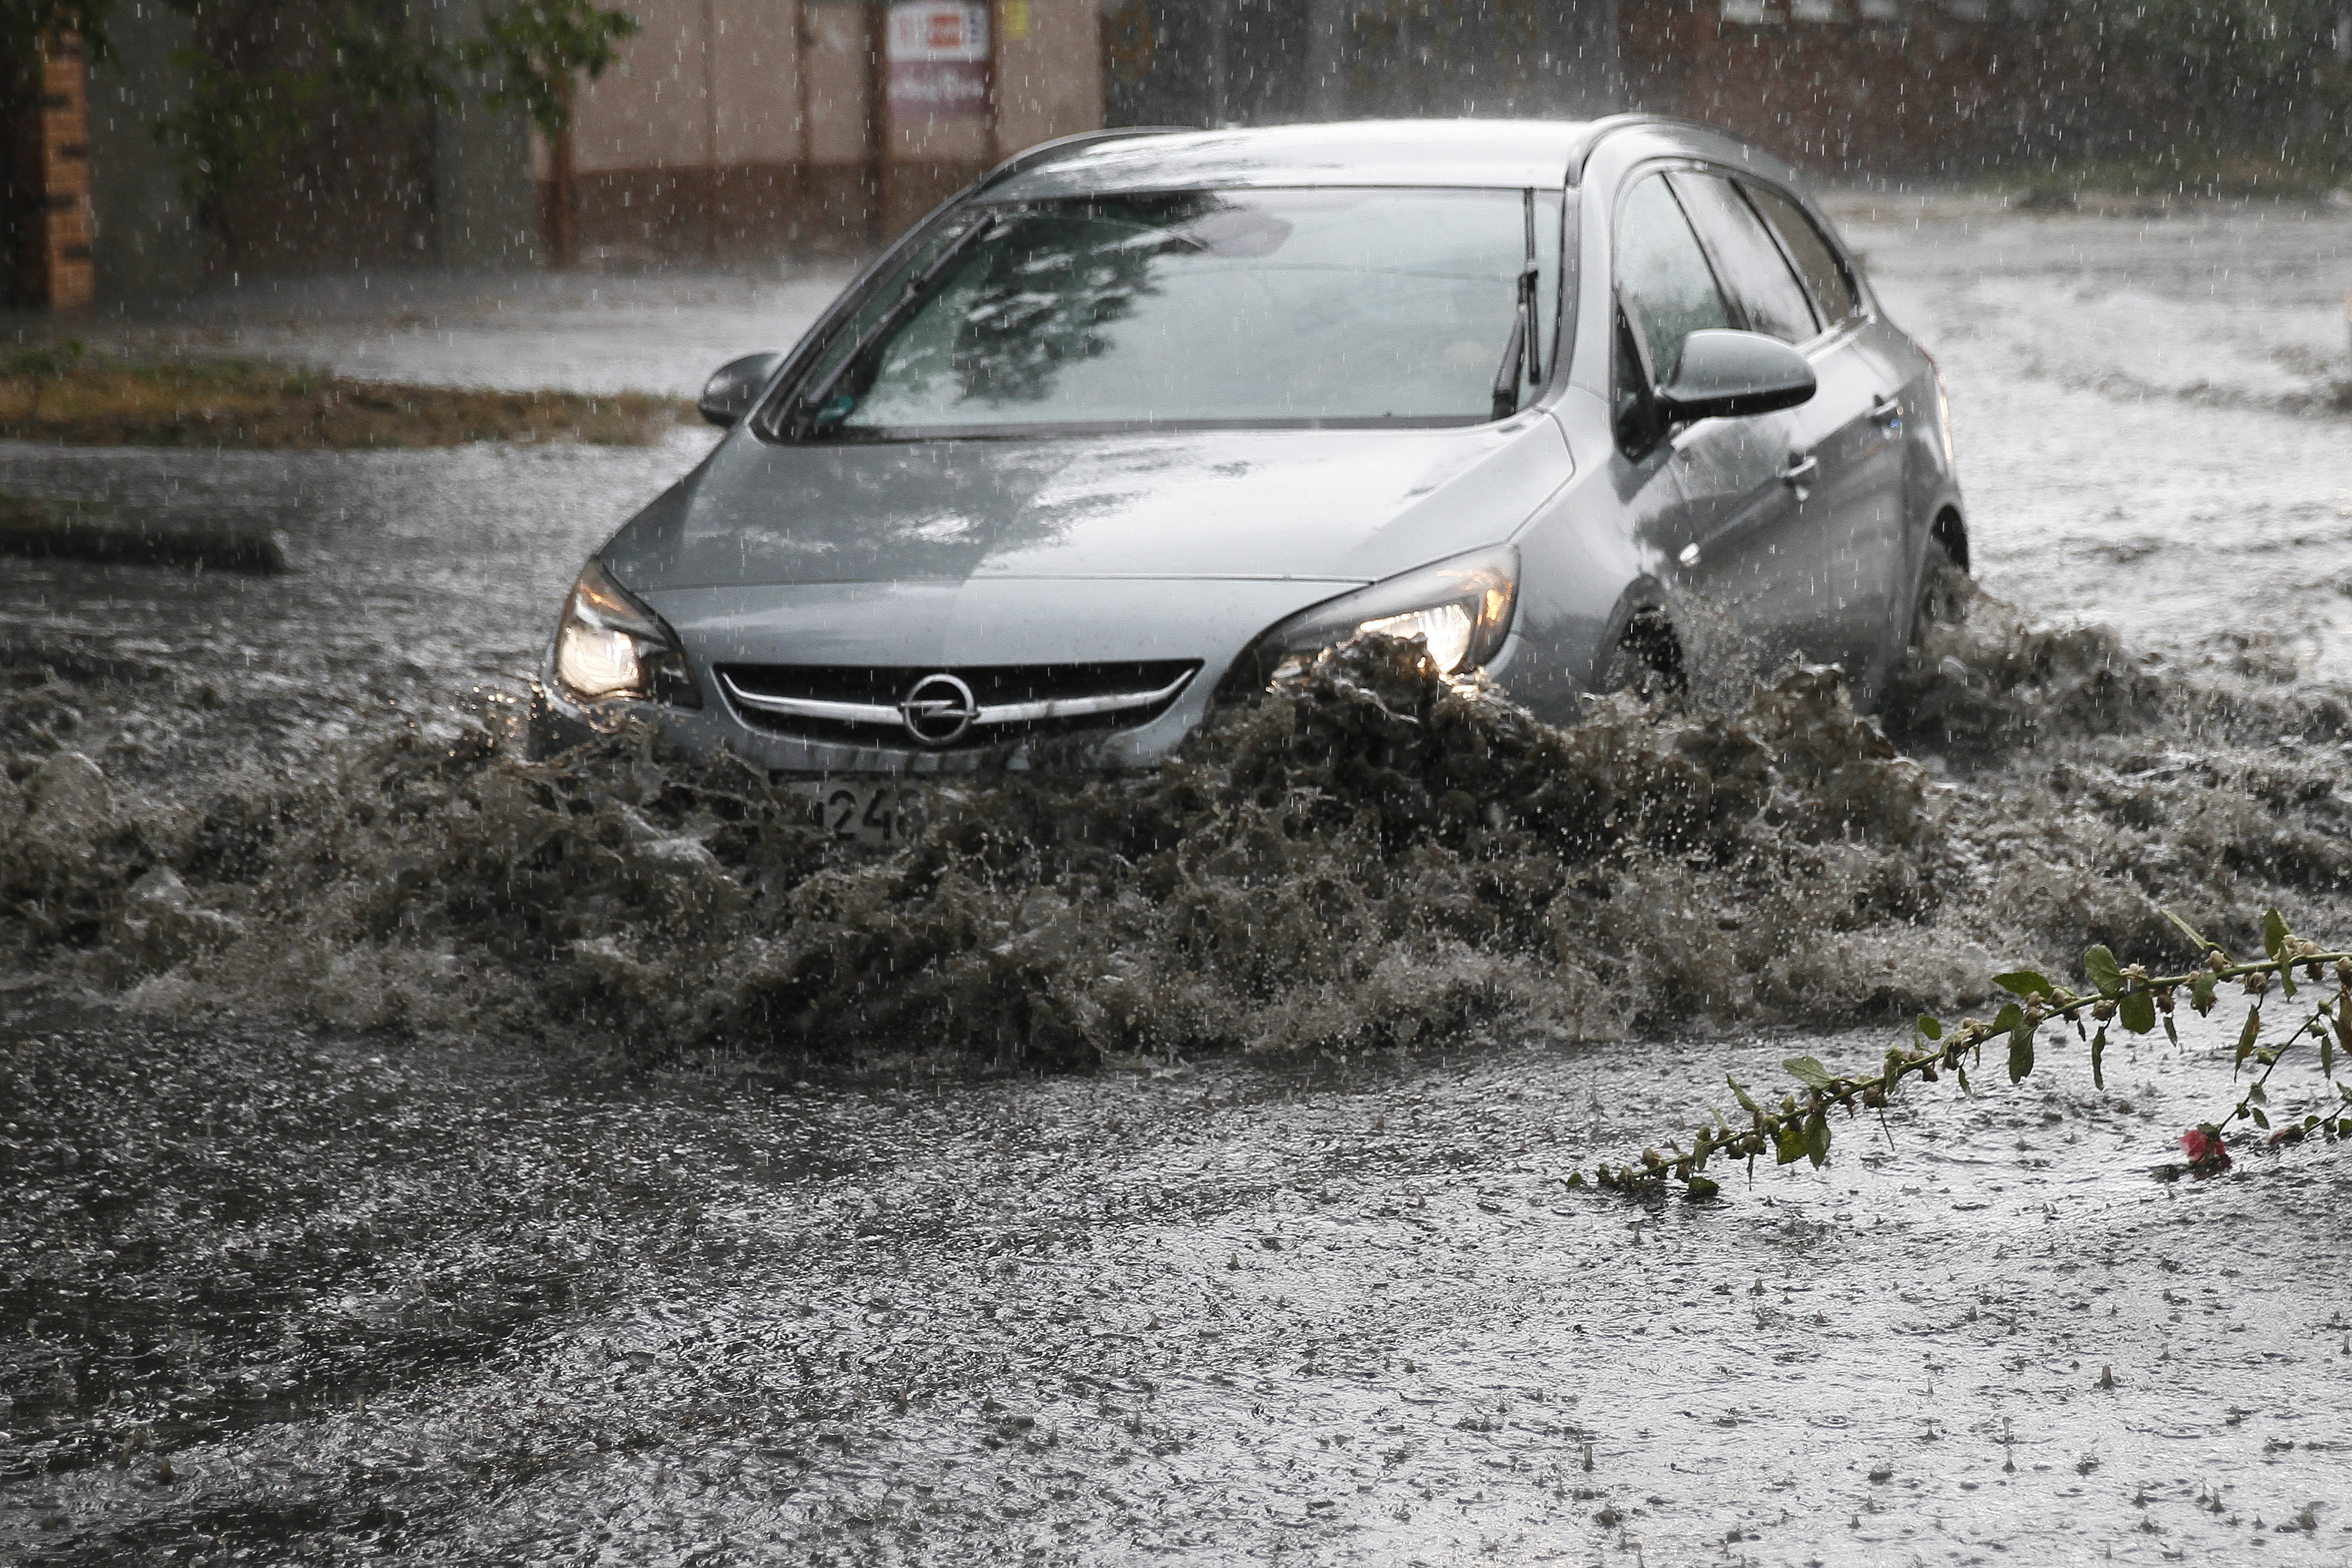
xmin=12 ymin=571 xmax=2352 ymax=1062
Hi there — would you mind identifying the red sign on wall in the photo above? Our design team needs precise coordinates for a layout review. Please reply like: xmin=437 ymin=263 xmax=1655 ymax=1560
xmin=887 ymin=1 xmax=991 ymax=123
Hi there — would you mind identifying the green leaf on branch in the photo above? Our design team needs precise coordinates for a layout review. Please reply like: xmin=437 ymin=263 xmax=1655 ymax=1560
xmin=2090 ymin=1027 xmax=2106 ymax=1090
xmin=1727 ymin=1075 xmax=1762 ymax=1117
xmin=2082 ymin=946 xmax=2123 ymax=999
xmin=2118 ymin=990 xmax=2155 ymax=1036
xmin=2326 ymin=1004 xmax=2343 ymax=1079
xmin=2163 ymin=1013 xmax=2179 ymax=1047
xmin=2236 ymin=1008 xmax=2262 ymax=1066
xmin=2251 ymin=1106 xmax=2270 ymax=1130
xmin=1954 ymin=1062 xmax=1974 ymax=1098
xmin=1684 ymin=1175 xmax=1720 ymax=1200
xmin=1993 ymin=1002 xmax=2024 ymax=1034
xmin=2008 ymin=1025 xmax=2037 ymax=1084
xmin=1774 ymin=1123 xmax=1808 ymax=1165
xmin=2190 ymin=973 xmax=2217 ymax=1015
xmin=2163 ymin=908 xmax=2215 ymax=953
xmin=1783 ymin=1056 xmax=1836 ymax=1092
xmin=1804 ymin=1112 xmax=1832 ymax=1168
xmin=1993 ymin=971 xmax=2053 ymax=998
xmin=2262 ymin=907 xmax=2288 ymax=961
xmin=1916 ymin=1013 xmax=1944 ymax=1041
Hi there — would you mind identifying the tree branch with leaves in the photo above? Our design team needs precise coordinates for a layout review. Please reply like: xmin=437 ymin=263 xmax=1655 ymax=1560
xmin=136 ymin=0 xmax=636 ymax=254
xmin=1579 ymin=907 xmax=2352 ymax=1198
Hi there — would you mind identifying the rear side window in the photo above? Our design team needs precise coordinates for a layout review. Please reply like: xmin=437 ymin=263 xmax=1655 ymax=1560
xmin=1667 ymin=171 xmax=1818 ymax=344
xmin=1740 ymin=182 xmax=1861 ymax=327
xmin=1616 ymin=173 xmax=1732 ymax=382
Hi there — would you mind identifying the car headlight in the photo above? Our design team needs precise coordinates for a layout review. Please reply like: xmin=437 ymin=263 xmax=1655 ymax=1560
xmin=551 ymin=558 xmax=702 ymax=708
xmin=1259 ymin=543 xmax=1518 ymax=679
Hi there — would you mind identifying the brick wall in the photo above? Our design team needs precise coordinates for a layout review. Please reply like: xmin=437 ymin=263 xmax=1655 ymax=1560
xmin=5 ymin=39 xmax=94 ymax=309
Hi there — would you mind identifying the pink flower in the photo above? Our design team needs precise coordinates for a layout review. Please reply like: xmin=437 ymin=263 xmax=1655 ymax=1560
xmin=2179 ymin=1126 xmax=2231 ymax=1170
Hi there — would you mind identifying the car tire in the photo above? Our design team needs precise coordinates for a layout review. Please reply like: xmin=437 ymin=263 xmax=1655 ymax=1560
xmin=1904 ymin=540 xmax=1970 ymax=656
xmin=1594 ymin=607 xmax=1687 ymax=704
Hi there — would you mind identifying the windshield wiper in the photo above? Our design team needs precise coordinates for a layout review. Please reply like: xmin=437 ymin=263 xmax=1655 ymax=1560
xmin=1490 ymin=190 xmax=1544 ymax=422
xmin=790 ymin=214 xmax=1004 ymax=437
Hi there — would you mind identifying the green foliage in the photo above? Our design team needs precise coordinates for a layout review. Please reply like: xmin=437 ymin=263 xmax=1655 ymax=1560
xmin=2083 ymin=0 xmax=2351 ymax=106
xmin=2082 ymin=945 xmax=2123 ymax=999
xmin=2263 ymin=907 xmax=2290 ymax=961
xmin=133 ymin=0 xmax=639 ymax=241
xmin=0 ymin=337 xmax=84 ymax=379
xmin=470 ymin=0 xmax=643 ymax=141
xmin=2076 ymin=0 xmax=2352 ymax=167
xmin=1782 ymin=1056 xmax=1834 ymax=1092
xmin=1588 ymin=905 xmax=2352 ymax=1198
xmin=152 ymin=50 xmax=314 ymax=232
xmin=0 ymin=0 xmax=114 ymax=62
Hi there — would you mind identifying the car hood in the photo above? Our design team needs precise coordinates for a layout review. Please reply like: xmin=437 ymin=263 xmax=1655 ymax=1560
xmin=600 ymin=416 xmax=1573 ymax=592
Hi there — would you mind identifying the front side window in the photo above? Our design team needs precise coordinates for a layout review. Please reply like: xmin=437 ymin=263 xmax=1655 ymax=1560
xmin=1615 ymin=173 xmax=1733 ymax=384
xmin=1739 ymin=182 xmax=1861 ymax=328
xmin=1667 ymin=171 xmax=1820 ymax=344
xmin=795 ymin=187 xmax=1565 ymax=433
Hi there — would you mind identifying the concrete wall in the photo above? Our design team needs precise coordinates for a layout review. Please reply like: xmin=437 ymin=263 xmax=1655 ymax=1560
xmin=423 ymin=0 xmax=541 ymax=268
xmin=995 ymin=0 xmax=1106 ymax=151
xmin=562 ymin=0 xmax=1103 ymax=262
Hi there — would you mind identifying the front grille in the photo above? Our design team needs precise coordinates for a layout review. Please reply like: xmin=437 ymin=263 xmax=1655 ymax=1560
xmin=716 ymin=659 xmax=1200 ymax=750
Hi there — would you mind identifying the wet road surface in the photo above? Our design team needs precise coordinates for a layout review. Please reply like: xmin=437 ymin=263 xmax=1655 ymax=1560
xmin=1841 ymin=193 xmax=2352 ymax=676
xmin=7 ymin=997 xmax=2348 ymax=1564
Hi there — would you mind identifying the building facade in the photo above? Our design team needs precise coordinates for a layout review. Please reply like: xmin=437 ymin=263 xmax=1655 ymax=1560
xmin=558 ymin=0 xmax=1103 ymax=261
xmin=35 ymin=0 xmax=2208 ymax=305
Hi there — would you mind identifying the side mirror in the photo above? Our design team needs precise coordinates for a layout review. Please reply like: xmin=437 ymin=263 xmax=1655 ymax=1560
xmin=698 ymin=352 xmax=787 ymax=428
xmin=1656 ymin=330 xmax=1815 ymax=423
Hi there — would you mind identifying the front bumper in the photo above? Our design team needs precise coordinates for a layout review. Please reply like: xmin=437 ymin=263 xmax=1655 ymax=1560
xmin=531 ymin=575 xmax=1377 ymax=776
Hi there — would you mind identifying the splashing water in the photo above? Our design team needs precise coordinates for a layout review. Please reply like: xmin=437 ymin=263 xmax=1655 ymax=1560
xmin=11 ymin=574 xmax=2352 ymax=1068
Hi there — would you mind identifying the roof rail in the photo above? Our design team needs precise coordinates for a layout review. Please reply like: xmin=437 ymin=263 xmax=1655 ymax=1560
xmin=977 ymin=126 xmax=1197 ymax=194
xmin=1568 ymin=113 xmax=1736 ymax=180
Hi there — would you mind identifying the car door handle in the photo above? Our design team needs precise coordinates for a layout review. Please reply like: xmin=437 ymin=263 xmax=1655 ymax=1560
xmin=1869 ymin=393 xmax=1903 ymax=426
xmin=1778 ymin=455 xmax=1819 ymax=487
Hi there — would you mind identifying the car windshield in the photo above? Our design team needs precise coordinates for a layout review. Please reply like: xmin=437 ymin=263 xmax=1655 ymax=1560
xmin=803 ymin=187 xmax=1564 ymax=434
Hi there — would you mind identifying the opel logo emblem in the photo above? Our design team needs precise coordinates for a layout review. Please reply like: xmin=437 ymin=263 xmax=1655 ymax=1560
xmin=899 ymin=672 xmax=977 ymax=746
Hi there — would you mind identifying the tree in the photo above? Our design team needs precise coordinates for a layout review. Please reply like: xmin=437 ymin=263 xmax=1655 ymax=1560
xmin=2078 ymin=0 xmax=2352 ymax=158
xmin=471 ymin=0 xmax=641 ymax=266
xmin=42 ymin=0 xmax=642 ymax=256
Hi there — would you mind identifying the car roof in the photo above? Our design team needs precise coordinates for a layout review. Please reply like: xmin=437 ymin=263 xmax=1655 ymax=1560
xmin=983 ymin=119 xmax=1610 ymax=201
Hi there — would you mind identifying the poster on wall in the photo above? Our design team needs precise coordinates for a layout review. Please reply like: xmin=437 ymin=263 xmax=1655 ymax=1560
xmin=886 ymin=1 xmax=991 ymax=123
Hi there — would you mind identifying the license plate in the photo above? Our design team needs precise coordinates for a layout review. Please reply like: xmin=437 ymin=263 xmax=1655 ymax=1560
xmin=787 ymin=779 xmax=916 ymax=847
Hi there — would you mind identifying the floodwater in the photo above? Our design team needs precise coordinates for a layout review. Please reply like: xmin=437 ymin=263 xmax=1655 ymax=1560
xmin=5 ymin=194 xmax=2352 ymax=1564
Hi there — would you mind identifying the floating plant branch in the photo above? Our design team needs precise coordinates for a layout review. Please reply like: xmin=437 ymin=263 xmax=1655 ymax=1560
xmin=1577 ymin=908 xmax=2352 ymax=1198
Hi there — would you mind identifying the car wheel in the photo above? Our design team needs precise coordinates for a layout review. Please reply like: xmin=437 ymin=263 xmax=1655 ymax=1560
xmin=1595 ymin=607 xmax=1687 ymax=704
xmin=1904 ymin=539 xmax=1971 ymax=655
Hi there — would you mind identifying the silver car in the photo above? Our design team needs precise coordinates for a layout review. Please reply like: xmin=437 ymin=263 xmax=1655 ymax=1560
xmin=535 ymin=116 xmax=1965 ymax=837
